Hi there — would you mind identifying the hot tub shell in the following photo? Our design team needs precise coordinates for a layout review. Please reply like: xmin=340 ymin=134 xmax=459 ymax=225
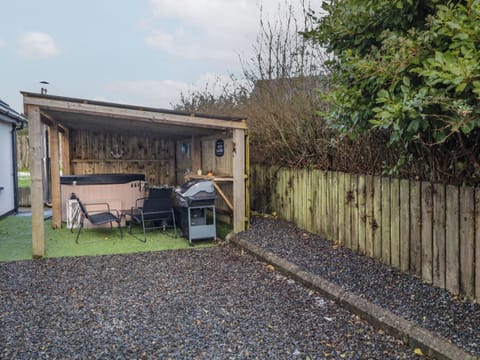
xmin=60 ymin=174 xmax=146 ymax=228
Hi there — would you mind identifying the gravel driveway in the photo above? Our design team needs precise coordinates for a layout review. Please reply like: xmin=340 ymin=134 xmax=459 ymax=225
xmin=0 ymin=246 xmax=419 ymax=359
xmin=240 ymin=217 xmax=480 ymax=357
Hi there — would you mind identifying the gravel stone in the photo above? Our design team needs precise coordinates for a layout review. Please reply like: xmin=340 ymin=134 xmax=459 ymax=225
xmin=240 ymin=217 xmax=480 ymax=357
xmin=1 ymin=246 xmax=420 ymax=359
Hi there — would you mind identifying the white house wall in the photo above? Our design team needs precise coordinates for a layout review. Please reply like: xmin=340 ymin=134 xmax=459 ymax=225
xmin=0 ymin=121 xmax=14 ymax=216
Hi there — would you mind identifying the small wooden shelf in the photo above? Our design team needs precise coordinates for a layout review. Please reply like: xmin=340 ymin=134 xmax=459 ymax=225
xmin=188 ymin=174 xmax=233 ymax=182
xmin=71 ymin=159 xmax=169 ymax=163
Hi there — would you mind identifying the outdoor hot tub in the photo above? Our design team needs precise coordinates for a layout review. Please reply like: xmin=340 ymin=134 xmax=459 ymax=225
xmin=60 ymin=173 xmax=146 ymax=226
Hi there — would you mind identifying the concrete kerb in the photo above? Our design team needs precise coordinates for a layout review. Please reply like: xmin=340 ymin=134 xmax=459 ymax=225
xmin=229 ymin=235 xmax=478 ymax=360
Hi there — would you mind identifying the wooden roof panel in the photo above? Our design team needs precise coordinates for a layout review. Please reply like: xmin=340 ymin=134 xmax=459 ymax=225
xmin=22 ymin=91 xmax=247 ymax=138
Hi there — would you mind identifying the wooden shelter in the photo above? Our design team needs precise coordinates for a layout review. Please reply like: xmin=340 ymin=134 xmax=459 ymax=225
xmin=22 ymin=92 xmax=249 ymax=258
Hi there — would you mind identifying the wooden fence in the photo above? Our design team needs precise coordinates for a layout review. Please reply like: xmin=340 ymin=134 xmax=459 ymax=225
xmin=251 ymin=165 xmax=480 ymax=301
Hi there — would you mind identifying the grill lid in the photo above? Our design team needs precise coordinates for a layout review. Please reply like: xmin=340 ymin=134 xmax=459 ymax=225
xmin=176 ymin=179 xmax=214 ymax=198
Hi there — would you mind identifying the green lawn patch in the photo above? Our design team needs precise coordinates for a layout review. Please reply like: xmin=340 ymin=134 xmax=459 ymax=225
xmin=0 ymin=215 xmax=232 ymax=262
xmin=17 ymin=172 xmax=30 ymax=188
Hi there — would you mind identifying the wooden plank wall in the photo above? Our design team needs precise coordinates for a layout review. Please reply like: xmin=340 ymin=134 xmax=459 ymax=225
xmin=70 ymin=129 xmax=176 ymax=185
xmin=16 ymin=134 xmax=29 ymax=170
xmin=251 ymin=165 xmax=480 ymax=301
xmin=202 ymin=138 xmax=233 ymax=176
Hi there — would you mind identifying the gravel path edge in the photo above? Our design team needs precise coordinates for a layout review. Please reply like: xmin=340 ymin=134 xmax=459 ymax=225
xmin=228 ymin=233 xmax=479 ymax=360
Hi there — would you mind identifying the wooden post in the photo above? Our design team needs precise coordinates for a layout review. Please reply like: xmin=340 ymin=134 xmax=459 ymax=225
xmin=27 ymin=105 xmax=45 ymax=258
xmin=232 ymin=129 xmax=246 ymax=232
xmin=49 ymin=124 xmax=62 ymax=228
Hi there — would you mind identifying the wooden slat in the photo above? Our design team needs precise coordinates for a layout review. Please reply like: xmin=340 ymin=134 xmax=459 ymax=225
xmin=319 ymin=171 xmax=326 ymax=237
xmin=290 ymin=170 xmax=297 ymax=223
xmin=167 ymin=140 xmax=176 ymax=184
xmin=338 ymin=172 xmax=346 ymax=245
xmin=191 ymin=136 xmax=202 ymax=174
xmin=281 ymin=169 xmax=286 ymax=219
xmin=302 ymin=169 xmax=309 ymax=230
xmin=445 ymin=185 xmax=460 ymax=294
xmin=304 ymin=169 xmax=310 ymax=230
xmin=381 ymin=177 xmax=391 ymax=264
xmin=328 ymin=171 xmax=336 ymax=241
xmin=410 ymin=181 xmax=422 ymax=276
xmin=310 ymin=170 xmax=319 ymax=235
xmin=357 ymin=175 xmax=367 ymax=254
xmin=271 ymin=166 xmax=276 ymax=213
xmin=460 ymin=186 xmax=475 ymax=298
xmin=287 ymin=170 xmax=294 ymax=221
xmin=421 ymin=182 xmax=434 ymax=283
xmin=311 ymin=170 xmax=317 ymax=233
xmin=61 ymin=128 xmax=71 ymax=175
xmin=399 ymin=179 xmax=410 ymax=272
xmin=390 ymin=178 xmax=400 ymax=268
xmin=306 ymin=169 xmax=311 ymax=231
xmin=433 ymin=183 xmax=446 ymax=289
xmin=373 ymin=176 xmax=382 ymax=260
xmin=281 ymin=169 xmax=287 ymax=219
xmin=344 ymin=173 xmax=352 ymax=248
xmin=365 ymin=175 xmax=374 ymax=258
xmin=475 ymin=189 xmax=480 ymax=300
xmin=350 ymin=174 xmax=359 ymax=252
xmin=259 ymin=166 xmax=264 ymax=212
xmin=292 ymin=170 xmax=299 ymax=224
xmin=27 ymin=105 xmax=45 ymax=258
xmin=259 ymin=166 xmax=265 ymax=213
xmin=298 ymin=170 xmax=303 ymax=225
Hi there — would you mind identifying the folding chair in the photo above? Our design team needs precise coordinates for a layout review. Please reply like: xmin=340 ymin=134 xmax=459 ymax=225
xmin=128 ymin=186 xmax=177 ymax=242
xmin=71 ymin=195 xmax=123 ymax=244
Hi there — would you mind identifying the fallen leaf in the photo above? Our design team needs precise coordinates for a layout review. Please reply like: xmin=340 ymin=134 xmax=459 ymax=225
xmin=414 ymin=348 xmax=424 ymax=356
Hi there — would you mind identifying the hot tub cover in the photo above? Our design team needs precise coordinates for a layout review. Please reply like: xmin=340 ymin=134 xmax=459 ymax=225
xmin=60 ymin=173 xmax=145 ymax=185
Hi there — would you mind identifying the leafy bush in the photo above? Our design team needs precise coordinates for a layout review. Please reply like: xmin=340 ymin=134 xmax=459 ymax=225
xmin=304 ymin=0 xmax=480 ymax=182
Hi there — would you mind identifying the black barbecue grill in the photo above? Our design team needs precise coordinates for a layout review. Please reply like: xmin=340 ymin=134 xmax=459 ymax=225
xmin=174 ymin=179 xmax=216 ymax=245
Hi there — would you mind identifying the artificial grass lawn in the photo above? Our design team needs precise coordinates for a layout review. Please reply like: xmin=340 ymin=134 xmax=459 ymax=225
xmin=0 ymin=215 xmax=233 ymax=262
xmin=17 ymin=172 xmax=30 ymax=188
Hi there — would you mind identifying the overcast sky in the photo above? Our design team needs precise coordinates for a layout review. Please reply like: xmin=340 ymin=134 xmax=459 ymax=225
xmin=0 ymin=0 xmax=318 ymax=113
